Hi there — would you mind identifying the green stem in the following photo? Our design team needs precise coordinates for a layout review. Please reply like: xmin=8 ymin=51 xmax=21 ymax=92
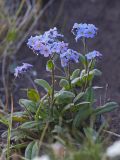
xmin=7 ymin=95 xmax=13 ymax=160
xmin=51 ymin=64 xmax=55 ymax=115
xmin=68 ymin=62 xmax=71 ymax=89
xmin=7 ymin=127 xmax=11 ymax=160
xmin=82 ymin=38 xmax=89 ymax=90
xmin=84 ymin=59 xmax=94 ymax=89
xmin=51 ymin=67 xmax=55 ymax=101
xmin=39 ymin=122 xmax=49 ymax=153
xmin=82 ymin=37 xmax=88 ymax=72
xmin=82 ymin=37 xmax=86 ymax=55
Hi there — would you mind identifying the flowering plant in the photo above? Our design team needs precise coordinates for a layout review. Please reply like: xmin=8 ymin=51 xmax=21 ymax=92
xmin=1 ymin=23 xmax=118 ymax=159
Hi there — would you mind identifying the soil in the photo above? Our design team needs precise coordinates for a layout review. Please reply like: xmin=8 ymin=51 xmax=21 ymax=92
xmin=1 ymin=0 xmax=120 ymax=136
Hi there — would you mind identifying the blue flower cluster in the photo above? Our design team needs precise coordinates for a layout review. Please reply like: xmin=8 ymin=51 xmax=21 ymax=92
xmin=27 ymin=27 xmax=68 ymax=57
xmin=15 ymin=23 xmax=103 ymax=77
xmin=60 ymin=49 xmax=80 ymax=67
xmin=14 ymin=63 xmax=33 ymax=77
xmin=50 ymin=41 xmax=68 ymax=54
xmin=72 ymin=23 xmax=98 ymax=41
xmin=85 ymin=50 xmax=102 ymax=60
xmin=27 ymin=27 xmax=81 ymax=68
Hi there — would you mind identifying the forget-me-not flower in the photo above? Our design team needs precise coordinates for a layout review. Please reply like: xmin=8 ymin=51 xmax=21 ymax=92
xmin=50 ymin=41 xmax=68 ymax=54
xmin=72 ymin=23 xmax=98 ymax=41
xmin=60 ymin=49 xmax=80 ymax=67
xmin=85 ymin=50 xmax=102 ymax=60
xmin=14 ymin=63 xmax=33 ymax=77
xmin=27 ymin=27 xmax=66 ymax=57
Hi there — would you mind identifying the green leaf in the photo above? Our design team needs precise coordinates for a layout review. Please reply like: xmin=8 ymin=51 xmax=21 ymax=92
xmin=27 ymin=89 xmax=40 ymax=102
xmin=90 ymin=69 xmax=102 ymax=76
xmin=71 ymin=69 xmax=80 ymax=80
xmin=31 ymin=141 xmax=39 ymax=159
xmin=55 ymin=91 xmax=75 ymax=105
xmin=61 ymin=103 xmax=74 ymax=115
xmin=71 ymin=77 xmax=82 ymax=86
xmin=80 ymin=69 xmax=102 ymax=83
xmin=25 ymin=141 xmax=39 ymax=159
xmin=73 ymin=104 xmax=93 ymax=127
xmin=46 ymin=60 xmax=54 ymax=71
xmin=12 ymin=112 xmax=28 ymax=122
xmin=10 ymin=143 xmax=28 ymax=150
xmin=20 ymin=121 xmax=43 ymax=131
xmin=94 ymin=102 xmax=118 ymax=115
xmin=25 ymin=141 xmax=35 ymax=159
xmin=12 ymin=116 xmax=27 ymax=123
xmin=52 ymin=125 xmax=63 ymax=134
xmin=59 ymin=79 xmax=69 ymax=89
xmin=84 ymin=87 xmax=94 ymax=106
xmin=35 ymin=102 xmax=48 ymax=120
xmin=34 ymin=79 xmax=52 ymax=94
xmin=80 ymin=69 xmax=86 ymax=78
xmin=19 ymin=99 xmax=37 ymax=113
xmin=0 ymin=118 xmax=9 ymax=127
xmin=79 ymin=53 xmax=86 ymax=65
xmin=73 ymin=92 xmax=85 ymax=103
xmin=6 ymin=111 xmax=30 ymax=123
xmin=84 ymin=127 xmax=97 ymax=142
xmin=72 ymin=102 xmax=90 ymax=112
xmin=6 ymin=29 xmax=17 ymax=42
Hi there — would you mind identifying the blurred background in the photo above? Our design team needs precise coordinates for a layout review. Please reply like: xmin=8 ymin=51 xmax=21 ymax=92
xmin=0 ymin=0 xmax=120 ymax=132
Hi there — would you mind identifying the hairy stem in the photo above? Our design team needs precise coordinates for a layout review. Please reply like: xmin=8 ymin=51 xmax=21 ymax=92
xmin=82 ymin=38 xmax=88 ymax=72
xmin=51 ymin=67 xmax=55 ymax=101
xmin=84 ymin=59 xmax=94 ymax=89
xmin=51 ymin=64 xmax=55 ymax=116
xmin=83 ymin=37 xmax=86 ymax=55
xmin=7 ymin=95 xmax=13 ymax=160
xmin=68 ymin=62 xmax=71 ymax=89
xmin=39 ymin=122 xmax=49 ymax=152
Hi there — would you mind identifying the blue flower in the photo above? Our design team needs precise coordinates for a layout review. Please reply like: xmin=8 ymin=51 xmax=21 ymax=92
xmin=72 ymin=23 xmax=98 ymax=41
xmin=85 ymin=50 xmax=102 ymax=60
xmin=39 ymin=45 xmax=52 ymax=57
xmin=14 ymin=63 xmax=33 ymax=77
xmin=38 ymin=27 xmax=64 ymax=44
xmin=50 ymin=41 xmax=68 ymax=54
xmin=27 ymin=36 xmax=41 ymax=49
xmin=33 ymin=40 xmax=42 ymax=51
xmin=27 ymin=27 xmax=65 ymax=57
xmin=44 ymin=27 xmax=64 ymax=40
xmin=60 ymin=58 xmax=68 ymax=67
xmin=60 ymin=49 xmax=80 ymax=67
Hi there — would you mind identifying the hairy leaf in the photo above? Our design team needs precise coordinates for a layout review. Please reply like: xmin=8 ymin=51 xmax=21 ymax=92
xmin=34 ymin=79 xmax=52 ymax=94
xmin=27 ymin=89 xmax=40 ymax=102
